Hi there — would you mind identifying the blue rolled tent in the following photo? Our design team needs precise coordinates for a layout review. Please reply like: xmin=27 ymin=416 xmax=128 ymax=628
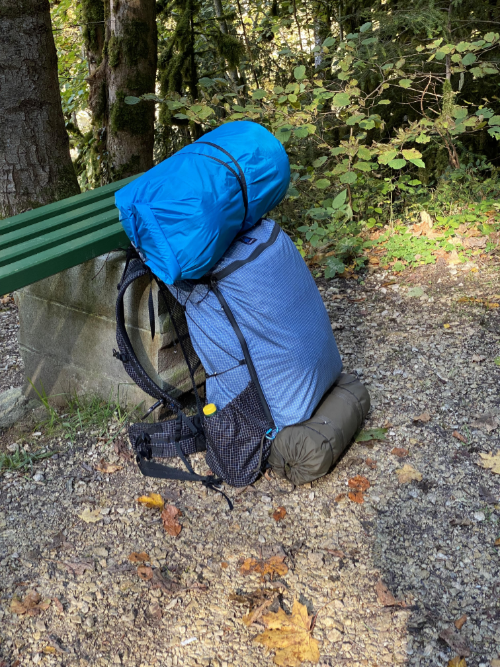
xmin=115 ymin=121 xmax=290 ymax=284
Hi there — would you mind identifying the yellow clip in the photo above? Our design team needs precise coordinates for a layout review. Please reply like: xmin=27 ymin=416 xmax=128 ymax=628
xmin=203 ymin=403 xmax=217 ymax=416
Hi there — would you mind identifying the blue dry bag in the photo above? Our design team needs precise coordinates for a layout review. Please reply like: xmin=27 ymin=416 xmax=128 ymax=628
xmin=115 ymin=121 xmax=290 ymax=284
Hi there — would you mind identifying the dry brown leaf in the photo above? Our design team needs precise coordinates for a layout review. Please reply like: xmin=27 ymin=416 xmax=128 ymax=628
xmin=273 ymin=507 xmax=287 ymax=522
xmin=491 ymin=660 xmax=500 ymax=667
xmin=62 ymin=560 xmax=94 ymax=576
xmin=365 ymin=457 xmax=377 ymax=469
xmin=452 ymin=431 xmax=467 ymax=443
xmin=448 ymin=658 xmax=467 ymax=667
xmin=78 ymin=507 xmax=103 ymax=523
xmin=348 ymin=491 xmax=364 ymax=504
xmin=334 ymin=493 xmax=346 ymax=503
xmin=439 ymin=627 xmax=470 ymax=657
xmin=128 ymin=552 xmax=150 ymax=563
xmin=221 ymin=561 xmax=229 ymax=569
xmin=479 ymin=452 xmax=500 ymax=474
xmin=161 ymin=505 xmax=182 ymax=536
xmin=454 ymin=614 xmax=467 ymax=630
xmin=240 ymin=555 xmax=288 ymax=579
xmin=395 ymin=464 xmax=422 ymax=484
xmin=326 ymin=548 xmax=345 ymax=558
xmin=375 ymin=580 xmax=398 ymax=606
xmin=347 ymin=475 xmax=370 ymax=492
xmin=255 ymin=599 xmax=320 ymax=666
xmin=52 ymin=597 xmax=64 ymax=613
xmin=113 ymin=437 xmax=133 ymax=461
xmin=42 ymin=647 xmax=57 ymax=655
xmin=11 ymin=590 xmax=50 ymax=616
xmin=137 ymin=565 xmax=154 ymax=581
xmin=471 ymin=354 xmax=486 ymax=363
xmin=137 ymin=493 xmax=165 ymax=510
xmin=495 ymin=538 xmax=500 ymax=546
xmin=391 ymin=447 xmax=409 ymax=458
xmin=471 ymin=414 xmax=499 ymax=434
xmin=413 ymin=411 xmax=431 ymax=423
xmin=95 ymin=459 xmax=122 ymax=474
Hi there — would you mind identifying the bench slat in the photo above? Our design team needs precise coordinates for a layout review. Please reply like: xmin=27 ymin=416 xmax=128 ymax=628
xmin=0 ymin=197 xmax=117 ymax=252
xmin=0 ymin=209 xmax=119 ymax=268
xmin=0 ymin=174 xmax=138 ymax=235
xmin=0 ymin=223 xmax=129 ymax=295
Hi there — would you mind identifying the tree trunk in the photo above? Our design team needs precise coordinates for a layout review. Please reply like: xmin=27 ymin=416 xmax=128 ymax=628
xmin=0 ymin=0 xmax=80 ymax=218
xmin=212 ymin=0 xmax=240 ymax=89
xmin=106 ymin=0 xmax=157 ymax=179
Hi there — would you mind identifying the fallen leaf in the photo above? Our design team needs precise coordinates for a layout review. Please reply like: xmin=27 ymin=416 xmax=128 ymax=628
xmin=62 ymin=560 xmax=94 ymax=576
xmin=326 ymin=548 xmax=345 ymax=558
xmin=128 ymin=552 xmax=150 ymax=563
xmin=348 ymin=491 xmax=364 ymax=504
xmin=355 ymin=427 xmax=387 ymax=442
xmin=454 ymin=614 xmax=467 ymax=630
xmin=52 ymin=597 xmax=64 ymax=613
xmin=10 ymin=590 xmax=50 ymax=616
xmin=273 ymin=507 xmax=287 ymax=522
xmin=413 ymin=411 xmax=431 ymax=423
xmin=391 ymin=447 xmax=409 ymax=457
xmin=161 ymin=505 xmax=182 ymax=536
xmin=137 ymin=493 xmax=165 ymax=510
xmin=231 ymin=588 xmax=284 ymax=626
xmin=240 ymin=555 xmax=288 ymax=579
xmin=452 ymin=431 xmax=467 ymax=443
xmin=255 ymin=599 xmax=320 ymax=666
xmin=375 ymin=580 xmax=398 ymax=606
xmin=443 ymin=323 xmax=451 ymax=329
xmin=471 ymin=354 xmax=486 ymax=363
xmin=491 ymin=660 xmax=500 ymax=667
xmin=334 ymin=493 xmax=346 ymax=502
xmin=448 ymin=658 xmax=467 ymax=667
xmin=348 ymin=475 xmax=370 ymax=492
xmin=42 ymin=647 xmax=57 ymax=655
xmin=95 ymin=459 xmax=122 ymax=473
xmin=147 ymin=602 xmax=162 ymax=620
xmin=365 ymin=457 xmax=377 ymax=469
xmin=439 ymin=626 xmax=470 ymax=657
xmin=221 ymin=561 xmax=229 ymax=568
xmin=395 ymin=464 xmax=422 ymax=484
xmin=479 ymin=451 xmax=500 ymax=474
xmin=78 ymin=507 xmax=103 ymax=523
xmin=495 ymin=537 xmax=500 ymax=546
xmin=472 ymin=414 xmax=500 ymax=434
xmin=114 ymin=437 xmax=133 ymax=461
xmin=137 ymin=565 xmax=154 ymax=581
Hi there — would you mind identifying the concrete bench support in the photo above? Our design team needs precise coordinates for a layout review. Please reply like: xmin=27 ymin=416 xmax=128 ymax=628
xmin=16 ymin=252 xmax=199 ymax=409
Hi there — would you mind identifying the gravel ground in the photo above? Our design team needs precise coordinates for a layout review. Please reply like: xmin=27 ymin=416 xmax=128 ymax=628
xmin=0 ymin=260 xmax=499 ymax=667
xmin=0 ymin=294 xmax=24 ymax=393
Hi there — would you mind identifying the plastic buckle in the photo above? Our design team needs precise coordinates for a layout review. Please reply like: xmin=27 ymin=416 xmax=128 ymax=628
xmin=265 ymin=428 xmax=279 ymax=441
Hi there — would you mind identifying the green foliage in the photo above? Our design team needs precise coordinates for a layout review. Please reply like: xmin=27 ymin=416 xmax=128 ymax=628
xmin=0 ymin=448 xmax=56 ymax=474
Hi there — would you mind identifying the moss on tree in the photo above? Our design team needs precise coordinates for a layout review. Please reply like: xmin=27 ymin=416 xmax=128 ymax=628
xmin=110 ymin=90 xmax=152 ymax=135
xmin=81 ymin=0 xmax=105 ymax=57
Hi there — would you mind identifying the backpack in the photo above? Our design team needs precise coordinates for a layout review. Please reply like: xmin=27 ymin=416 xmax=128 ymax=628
xmin=114 ymin=218 xmax=343 ymax=505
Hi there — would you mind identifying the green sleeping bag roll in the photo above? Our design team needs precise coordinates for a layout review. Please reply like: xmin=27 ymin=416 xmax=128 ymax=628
xmin=268 ymin=373 xmax=370 ymax=485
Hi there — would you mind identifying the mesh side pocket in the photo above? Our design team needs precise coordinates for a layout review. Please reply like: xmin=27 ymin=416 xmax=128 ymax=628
xmin=129 ymin=418 xmax=204 ymax=459
xmin=204 ymin=381 xmax=269 ymax=487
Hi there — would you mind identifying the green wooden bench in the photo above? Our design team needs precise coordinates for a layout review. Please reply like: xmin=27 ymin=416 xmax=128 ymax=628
xmin=0 ymin=174 xmax=139 ymax=295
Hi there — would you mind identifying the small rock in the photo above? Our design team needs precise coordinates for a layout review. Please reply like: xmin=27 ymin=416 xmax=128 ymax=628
xmin=474 ymin=511 xmax=485 ymax=522
xmin=327 ymin=629 xmax=343 ymax=643
xmin=33 ymin=473 xmax=44 ymax=482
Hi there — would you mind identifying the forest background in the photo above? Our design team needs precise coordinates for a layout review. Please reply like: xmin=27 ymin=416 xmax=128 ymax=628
xmin=6 ymin=0 xmax=500 ymax=278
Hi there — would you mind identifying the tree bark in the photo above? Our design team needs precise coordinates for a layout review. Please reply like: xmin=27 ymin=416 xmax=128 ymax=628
xmin=106 ymin=0 xmax=157 ymax=179
xmin=0 ymin=0 xmax=80 ymax=218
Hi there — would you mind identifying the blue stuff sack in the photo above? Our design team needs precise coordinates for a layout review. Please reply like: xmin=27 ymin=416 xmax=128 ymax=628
xmin=114 ymin=121 xmax=290 ymax=285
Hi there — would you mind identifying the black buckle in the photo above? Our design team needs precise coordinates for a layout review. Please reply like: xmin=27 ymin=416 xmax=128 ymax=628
xmin=113 ymin=349 xmax=130 ymax=363
xmin=135 ymin=433 xmax=152 ymax=461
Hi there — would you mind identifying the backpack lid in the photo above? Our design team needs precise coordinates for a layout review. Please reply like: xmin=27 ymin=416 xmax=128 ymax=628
xmin=115 ymin=121 xmax=290 ymax=284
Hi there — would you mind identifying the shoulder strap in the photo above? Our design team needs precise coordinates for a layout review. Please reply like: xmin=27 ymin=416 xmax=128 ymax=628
xmin=114 ymin=255 xmax=182 ymax=411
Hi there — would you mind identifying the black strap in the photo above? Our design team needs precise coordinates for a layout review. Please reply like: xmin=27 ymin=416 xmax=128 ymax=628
xmin=148 ymin=279 xmax=155 ymax=340
xmin=211 ymin=284 xmax=274 ymax=429
xmin=196 ymin=141 xmax=248 ymax=225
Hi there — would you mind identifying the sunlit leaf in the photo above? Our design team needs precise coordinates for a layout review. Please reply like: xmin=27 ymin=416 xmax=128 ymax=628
xmin=340 ymin=171 xmax=357 ymax=184
xmin=399 ymin=79 xmax=412 ymax=89
xmin=294 ymin=65 xmax=306 ymax=80
xmin=314 ymin=178 xmax=331 ymax=189
xmin=332 ymin=92 xmax=351 ymax=107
